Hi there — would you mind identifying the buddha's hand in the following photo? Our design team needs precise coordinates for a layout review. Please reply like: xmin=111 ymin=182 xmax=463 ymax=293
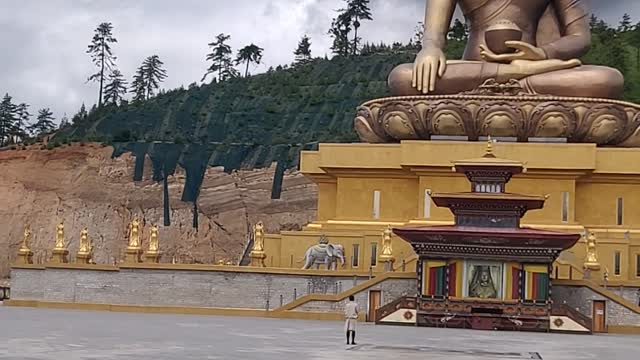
xmin=480 ymin=41 xmax=547 ymax=63
xmin=413 ymin=47 xmax=447 ymax=94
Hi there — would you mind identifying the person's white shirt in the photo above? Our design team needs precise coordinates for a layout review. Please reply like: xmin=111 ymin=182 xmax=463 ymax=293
xmin=345 ymin=301 xmax=359 ymax=319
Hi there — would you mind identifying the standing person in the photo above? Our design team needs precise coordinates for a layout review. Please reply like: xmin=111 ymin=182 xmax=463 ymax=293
xmin=344 ymin=295 xmax=359 ymax=345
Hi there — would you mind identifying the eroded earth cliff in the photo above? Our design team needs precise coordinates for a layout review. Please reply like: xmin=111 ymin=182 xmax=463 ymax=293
xmin=0 ymin=144 xmax=317 ymax=279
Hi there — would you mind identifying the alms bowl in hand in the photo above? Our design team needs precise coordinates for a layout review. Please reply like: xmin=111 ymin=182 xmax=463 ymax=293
xmin=485 ymin=20 xmax=523 ymax=54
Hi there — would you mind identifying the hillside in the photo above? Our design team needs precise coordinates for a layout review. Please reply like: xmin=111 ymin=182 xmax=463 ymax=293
xmin=0 ymin=144 xmax=316 ymax=279
xmin=57 ymin=53 xmax=414 ymax=147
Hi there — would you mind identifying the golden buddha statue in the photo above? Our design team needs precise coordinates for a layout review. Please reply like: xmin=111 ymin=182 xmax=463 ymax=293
xmin=389 ymin=0 xmax=623 ymax=99
xmin=54 ymin=222 xmax=65 ymax=249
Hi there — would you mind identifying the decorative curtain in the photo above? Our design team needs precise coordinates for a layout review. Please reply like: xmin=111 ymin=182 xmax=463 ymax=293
xmin=525 ymin=265 xmax=549 ymax=301
xmin=422 ymin=260 xmax=462 ymax=297
xmin=423 ymin=260 xmax=446 ymax=296
xmin=505 ymin=263 xmax=521 ymax=300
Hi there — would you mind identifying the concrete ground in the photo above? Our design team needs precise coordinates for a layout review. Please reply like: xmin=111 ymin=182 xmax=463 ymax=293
xmin=0 ymin=306 xmax=637 ymax=360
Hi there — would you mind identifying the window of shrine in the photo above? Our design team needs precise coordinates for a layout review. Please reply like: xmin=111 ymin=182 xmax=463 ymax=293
xmin=614 ymin=251 xmax=621 ymax=276
xmin=424 ymin=189 xmax=432 ymax=219
xmin=474 ymin=182 xmax=502 ymax=193
xmin=561 ymin=192 xmax=569 ymax=223
xmin=370 ymin=243 xmax=377 ymax=267
xmin=372 ymin=191 xmax=381 ymax=219
xmin=352 ymin=244 xmax=360 ymax=268
xmin=617 ymin=197 xmax=623 ymax=226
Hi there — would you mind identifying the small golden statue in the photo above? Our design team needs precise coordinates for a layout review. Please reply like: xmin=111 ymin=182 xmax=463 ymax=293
xmin=76 ymin=227 xmax=93 ymax=264
xmin=54 ymin=222 xmax=66 ymax=250
xmin=78 ymin=228 xmax=92 ymax=253
xmin=17 ymin=226 xmax=34 ymax=265
xmin=379 ymin=225 xmax=395 ymax=271
xmin=584 ymin=232 xmax=600 ymax=270
xmin=250 ymin=221 xmax=266 ymax=267
xmin=20 ymin=227 xmax=32 ymax=252
xmin=124 ymin=217 xmax=143 ymax=264
xmin=51 ymin=222 xmax=69 ymax=264
xmin=253 ymin=221 xmax=265 ymax=252
xmin=128 ymin=218 xmax=141 ymax=249
xmin=144 ymin=225 xmax=162 ymax=263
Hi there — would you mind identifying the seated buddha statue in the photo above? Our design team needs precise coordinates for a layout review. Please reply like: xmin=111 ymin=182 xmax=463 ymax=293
xmin=388 ymin=0 xmax=624 ymax=99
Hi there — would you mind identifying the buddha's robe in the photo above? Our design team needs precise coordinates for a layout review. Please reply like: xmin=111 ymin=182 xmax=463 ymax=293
xmin=389 ymin=0 xmax=624 ymax=99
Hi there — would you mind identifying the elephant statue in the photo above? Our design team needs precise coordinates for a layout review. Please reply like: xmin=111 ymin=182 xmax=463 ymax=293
xmin=302 ymin=243 xmax=345 ymax=270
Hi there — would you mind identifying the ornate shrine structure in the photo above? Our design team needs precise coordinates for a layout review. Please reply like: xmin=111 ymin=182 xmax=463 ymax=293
xmin=393 ymin=142 xmax=581 ymax=331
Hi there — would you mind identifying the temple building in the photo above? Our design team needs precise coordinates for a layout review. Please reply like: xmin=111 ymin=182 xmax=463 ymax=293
xmin=392 ymin=141 xmax=580 ymax=331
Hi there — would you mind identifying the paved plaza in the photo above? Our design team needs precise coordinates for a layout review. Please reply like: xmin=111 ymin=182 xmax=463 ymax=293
xmin=0 ymin=305 xmax=638 ymax=360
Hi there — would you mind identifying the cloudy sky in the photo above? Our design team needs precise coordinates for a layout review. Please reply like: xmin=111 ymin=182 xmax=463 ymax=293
xmin=0 ymin=0 xmax=636 ymax=122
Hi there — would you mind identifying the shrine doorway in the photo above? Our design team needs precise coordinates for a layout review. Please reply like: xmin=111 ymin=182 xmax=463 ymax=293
xmin=368 ymin=290 xmax=381 ymax=322
xmin=592 ymin=300 xmax=607 ymax=333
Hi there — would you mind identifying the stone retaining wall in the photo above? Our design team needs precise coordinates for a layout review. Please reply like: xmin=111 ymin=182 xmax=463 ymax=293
xmin=10 ymin=266 xmax=407 ymax=311
xmin=553 ymin=286 xmax=640 ymax=327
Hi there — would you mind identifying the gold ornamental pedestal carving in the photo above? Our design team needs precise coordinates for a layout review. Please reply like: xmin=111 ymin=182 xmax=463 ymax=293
xmin=51 ymin=248 xmax=69 ymax=264
xmin=354 ymin=91 xmax=640 ymax=147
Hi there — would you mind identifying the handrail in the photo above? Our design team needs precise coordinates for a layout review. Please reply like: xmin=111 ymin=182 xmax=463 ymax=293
xmin=554 ymin=279 xmax=640 ymax=315
xmin=274 ymin=272 xmax=416 ymax=312
xmin=375 ymin=296 xmax=417 ymax=322
xmin=552 ymin=303 xmax=592 ymax=331
xmin=393 ymin=255 xmax=418 ymax=272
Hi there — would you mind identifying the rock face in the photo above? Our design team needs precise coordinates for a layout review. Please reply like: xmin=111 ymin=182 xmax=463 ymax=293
xmin=0 ymin=144 xmax=317 ymax=279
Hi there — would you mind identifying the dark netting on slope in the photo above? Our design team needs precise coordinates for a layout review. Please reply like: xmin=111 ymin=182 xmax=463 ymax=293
xmin=109 ymin=141 xmax=319 ymax=227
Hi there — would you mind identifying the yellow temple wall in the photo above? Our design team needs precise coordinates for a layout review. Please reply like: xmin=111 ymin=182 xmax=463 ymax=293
xmin=264 ymin=141 xmax=640 ymax=285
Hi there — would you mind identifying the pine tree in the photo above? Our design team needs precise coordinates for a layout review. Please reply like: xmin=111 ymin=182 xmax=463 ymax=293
xmin=329 ymin=11 xmax=352 ymax=57
xmin=414 ymin=22 xmax=424 ymax=45
xmin=235 ymin=43 xmax=264 ymax=77
xmin=142 ymin=55 xmax=167 ymax=99
xmin=104 ymin=69 xmax=128 ymax=105
xmin=628 ymin=23 xmax=640 ymax=71
xmin=30 ymin=108 xmax=56 ymax=137
xmin=131 ymin=66 xmax=147 ymax=103
xmin=619 ymin=13 xmax=632 ymax=32
xmin=0 ymin=93 xmax=17 ymax=147
xmin=71 ymin=103 xmax=88 ymax=124
xmin=59 ymin=114 xmax=70 ymax=128
xmin=346 ymin=0 xmax=373 ymax=56
xmin=202 ymin=33 xmax=238 ymax=82
xmin=130 ymin=55 xmax=168 ymax=101
xmin=15 ymin=103 xmax=31 ymax=141
xmin=448 ymin=19 xmax=469 ymax=41
xmin=294 ymin=35 xmax=312 ymax=63
xmin=87 ymin=22 xmax=118 ymax=108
